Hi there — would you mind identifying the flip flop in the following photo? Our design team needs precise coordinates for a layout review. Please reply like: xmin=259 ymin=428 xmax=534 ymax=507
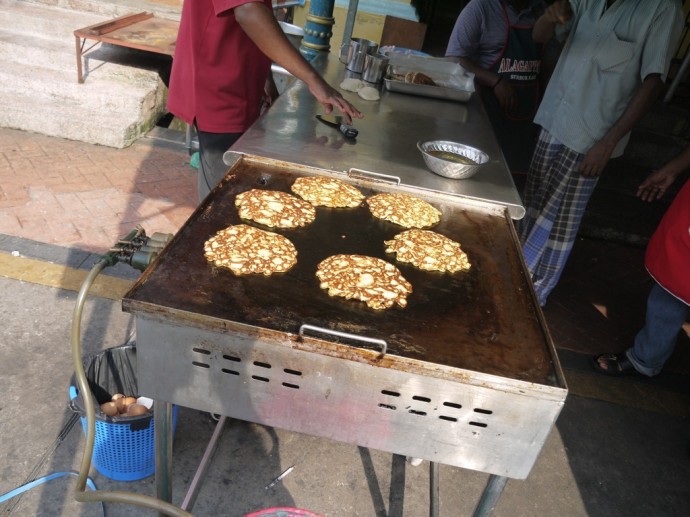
xmin=590 ymin=352 xmax=640 ymax=377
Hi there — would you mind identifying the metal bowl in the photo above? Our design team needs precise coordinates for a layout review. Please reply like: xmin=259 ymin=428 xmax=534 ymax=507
xmin=417 ymin=140 xmax=489 ymax=180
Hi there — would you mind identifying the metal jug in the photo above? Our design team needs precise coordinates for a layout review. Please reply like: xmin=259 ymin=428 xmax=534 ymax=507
xmin=362 ymin=52 xmax=390 ymax=84
xmin=339 ymin=38 xmax=378 ymax=73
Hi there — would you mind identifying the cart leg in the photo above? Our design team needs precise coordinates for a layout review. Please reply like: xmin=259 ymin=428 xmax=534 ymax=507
xmin=472 ymin=475 xmax=508 ymax=517
xmin=181 ymin=415 xmax=228 ymax=512
xmin=429 ymin=461 xmax=440 ymax=517
xmin=75 ymin=35 xmax=84 ymax=84
xmin=155 ymin=400 xmax=173 ymax=514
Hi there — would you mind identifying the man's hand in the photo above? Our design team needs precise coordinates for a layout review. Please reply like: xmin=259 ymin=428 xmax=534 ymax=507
xmin=493 ymin=79 xmax=517 ymax=112
xmin=235 ymin=2 xmax=362 ymax=124
xmin=308 ymin=79 xmax=362 ymax=125
xmin=534 ymin=0 xmax=572 ymax=43
xmin=579 ymin=139 xmax=615 ymax=177
xmin=637 ymin=169 xmax=677 ymax=202
xmin=578 ymin=75 xmax=664 ymax=179
xmin=262 ymin=76 xmax=279 ymax=109
xmin=543 ymin=0 xmax=573 ymax=24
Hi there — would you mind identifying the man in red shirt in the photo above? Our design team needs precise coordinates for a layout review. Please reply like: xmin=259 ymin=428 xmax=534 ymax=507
xmin=592 ymin=145 xmax=690 ymax=377
xmin=168 ymin=0 xmax=362 ymax=201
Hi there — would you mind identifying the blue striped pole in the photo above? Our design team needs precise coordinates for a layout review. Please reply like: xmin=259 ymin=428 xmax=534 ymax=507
xmin=300 ymin=0 xmax=336 ymax=59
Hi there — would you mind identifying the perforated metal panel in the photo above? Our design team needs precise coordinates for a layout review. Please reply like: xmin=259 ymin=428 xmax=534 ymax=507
xmin=136 ymin=316 xmax=564 ymax=479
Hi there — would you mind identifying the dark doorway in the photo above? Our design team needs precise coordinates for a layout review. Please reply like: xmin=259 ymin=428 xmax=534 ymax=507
xmin=412 ymin=0 xmax=470 ymax=56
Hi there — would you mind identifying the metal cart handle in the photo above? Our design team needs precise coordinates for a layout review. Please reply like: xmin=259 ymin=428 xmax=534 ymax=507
xmin=347 ymin=168 xmax=401 ymax=186
xmin=299 ymin=324 xmax=388 ymax=356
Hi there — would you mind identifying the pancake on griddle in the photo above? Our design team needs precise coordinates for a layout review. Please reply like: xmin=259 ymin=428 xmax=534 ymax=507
xmin=235 ymin=189 xmax=316 ymax=228
xmin=316 ymin=254 xmax=413 ymax=310
xmin=204 ymin=224 xmax=297 ymax=275
xmin=366 ymin=192 xmax=441 ymax=228
xmin=385 ymin=229 xmax=471 ymax=273
xmin=291 ymin=176 xmax=365 ymax=208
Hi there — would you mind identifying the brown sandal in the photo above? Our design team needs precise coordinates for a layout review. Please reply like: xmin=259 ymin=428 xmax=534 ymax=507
xmin=590 ymin=353 xmax=639 ymax=376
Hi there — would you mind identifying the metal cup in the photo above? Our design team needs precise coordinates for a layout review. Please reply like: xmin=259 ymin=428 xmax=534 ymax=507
xmin=339 ymin=38 xmax=378 ymax=73
xmin=362 ymin=52 xmax=390 ymax=84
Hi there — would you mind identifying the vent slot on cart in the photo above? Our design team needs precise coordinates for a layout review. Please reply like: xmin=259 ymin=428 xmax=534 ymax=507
xmin=191 ymin=348 xmax=304 ymax=390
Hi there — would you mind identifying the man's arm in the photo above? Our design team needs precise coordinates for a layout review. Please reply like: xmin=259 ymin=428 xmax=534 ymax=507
xmin=234 ymin=2 xmax=362 ymax=123
xmin=533 ymin=0 xmax=572 ymax=43
xmin=637 ymin=143 xmax=690 ymax=201
xmin=447 ymin=56 xmax=517 ymax=112
xmin=579 ymin=74 xmax=664 ymax=178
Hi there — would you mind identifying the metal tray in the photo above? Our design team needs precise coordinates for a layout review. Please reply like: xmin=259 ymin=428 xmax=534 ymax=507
xmin=384 ymin=78 xmax=473 ymax=102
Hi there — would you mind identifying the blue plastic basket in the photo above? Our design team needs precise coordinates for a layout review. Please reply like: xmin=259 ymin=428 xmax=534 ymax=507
xmin=69 ymin=345 xmax=178 ymax=481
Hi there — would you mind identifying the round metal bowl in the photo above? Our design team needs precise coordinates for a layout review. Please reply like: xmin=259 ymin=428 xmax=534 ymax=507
xmin=417 ymin=140 xmax=489 ymax=180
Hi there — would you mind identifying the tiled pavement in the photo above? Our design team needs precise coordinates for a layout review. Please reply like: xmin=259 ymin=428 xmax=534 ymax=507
xmin=0 ymin=127 xmax=196 ymax=253
xmin=1 ymin=125 xmax=688 ymax=381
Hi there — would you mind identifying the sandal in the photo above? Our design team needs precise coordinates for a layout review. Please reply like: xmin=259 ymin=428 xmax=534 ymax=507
xmin=590 ymin=352 xmax=639 ymax=376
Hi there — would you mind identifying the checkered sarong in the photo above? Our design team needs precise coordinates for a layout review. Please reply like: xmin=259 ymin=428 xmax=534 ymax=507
xmin=517 ymin=130 xmax=598 ymax=306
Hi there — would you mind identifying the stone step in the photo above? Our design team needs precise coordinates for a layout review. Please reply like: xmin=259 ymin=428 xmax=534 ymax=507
xmin=0 ymin=27 xmax=172 ymax=84
xmin=0 ymin=90 xmax=147 ymax=148
xmin=0 ymin=56 xmax=166 ymax=148
xmin=19 ymin=0 xmax=181 ymax=21
xmin=0 ymin=29 xmax=73 ymax=71
xmin=0 ymin=0 xmax=106 ymax=38
xmin=0 ymin=57 xmax=161 ymax=107
xmin=0 ymin=0 xmax=171 ymax=148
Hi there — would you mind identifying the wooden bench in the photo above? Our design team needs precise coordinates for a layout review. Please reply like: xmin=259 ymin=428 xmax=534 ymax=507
xmin=74 ymin=12 xmax=178 ymax=83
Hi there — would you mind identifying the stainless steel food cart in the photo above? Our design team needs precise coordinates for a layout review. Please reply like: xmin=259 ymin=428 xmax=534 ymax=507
xmin=122 ymin=54 xmax=566 ymax=515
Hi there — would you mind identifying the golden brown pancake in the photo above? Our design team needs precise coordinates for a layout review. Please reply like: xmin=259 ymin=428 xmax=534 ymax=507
xmin=367 ymin=192 xmax=441 ymax=228
xmin=235 ymin=189 xmax=316 ymax=228
xmin=316 ymin=254 xmax=413 ymax=310
xmin=385 ymin=229 xmax=471 ymax=273
xmin=291 ymin=176 xmax=365 ymax=208
xmin=204 ymin=224 xmax=297 ymax=275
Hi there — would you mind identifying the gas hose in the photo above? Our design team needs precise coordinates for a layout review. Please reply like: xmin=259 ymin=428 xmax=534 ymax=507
xmin=70 ymin=230 xmax=192 ymax=516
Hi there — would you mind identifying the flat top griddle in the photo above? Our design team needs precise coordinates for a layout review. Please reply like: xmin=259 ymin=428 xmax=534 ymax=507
xmin=123 ymin=156 xmax=558 ymax=387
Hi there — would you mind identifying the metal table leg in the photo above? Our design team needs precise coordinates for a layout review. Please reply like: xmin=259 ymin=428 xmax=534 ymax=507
xmin=155 ymin=400 xmax=174 ymax=515
xmin=75 ymin=36 xmax=84 ymax=84
xmin=429 ymin=461 xmax=440 ymax=517
xmin=181 ymin=416 xmax=228 ymax=512
xmin=473 ymin=475 xmax=508 ymax=517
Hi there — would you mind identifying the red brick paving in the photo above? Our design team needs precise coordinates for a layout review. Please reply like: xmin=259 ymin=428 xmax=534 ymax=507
xmin=0 ymin=127 xmax=196 ymax=252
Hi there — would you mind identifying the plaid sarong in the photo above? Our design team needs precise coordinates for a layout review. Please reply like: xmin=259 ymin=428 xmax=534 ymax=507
xmin=517 ymin=130 xmax=599 ymax=306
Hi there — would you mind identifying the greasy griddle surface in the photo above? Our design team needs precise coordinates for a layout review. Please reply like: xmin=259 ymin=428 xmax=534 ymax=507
xmin=124 ymin=159 xmax=556 ymax=385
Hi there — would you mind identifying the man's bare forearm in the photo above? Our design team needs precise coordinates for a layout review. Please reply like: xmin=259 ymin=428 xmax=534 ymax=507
xmin=234 ymin=3 xmax=320 ymax=86
xmin=533 ymin=0 xmax=572 ymax=43
xmin=599 ymin=74 xmax=664 ymax=149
